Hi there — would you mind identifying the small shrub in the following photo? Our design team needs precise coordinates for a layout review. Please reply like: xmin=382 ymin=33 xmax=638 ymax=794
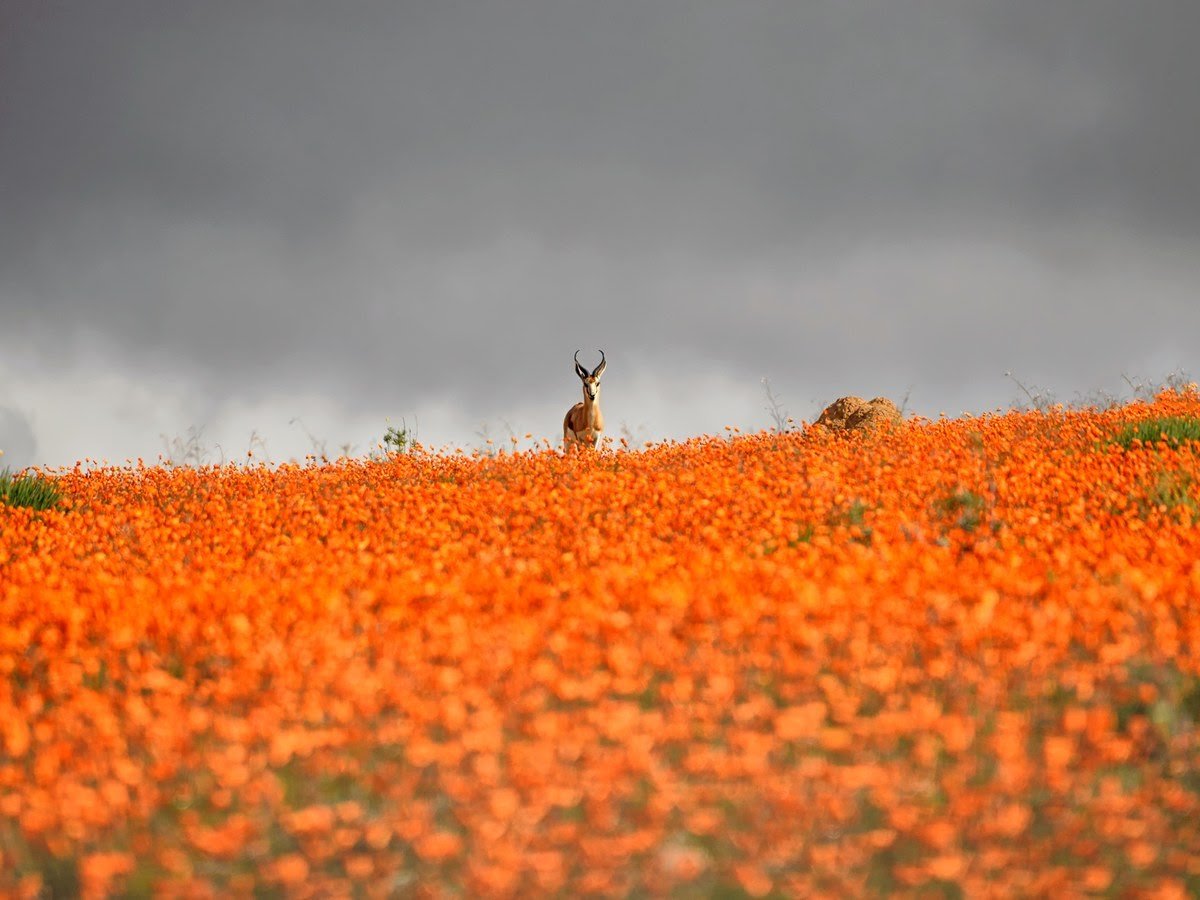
xmin=0 ymin=469 xmax=63 ymax=511
xmin=1110 ymin=416 xmax=1200 ymax=451
xmin=382 ymin=425 xmax=412 ymax=455
xmin=761 ymin=376 xmax=794 ymax=433
xmin=933 ymin=488 xmax=987 ymax=533
xmin=1004 ymin=371 xmax=1058 ymax=412
xmin=1122 ymin=369 xmax=1196 ymax=402
xmin=792 ymin=523 xmax=816 ymax=546
xmin=829 ymin=498 xmax=869 ymax=529
xmin=830 ymin=499 xmax=873 ymax=545
xmin=161 ymin=425 xmax=219 ymax=467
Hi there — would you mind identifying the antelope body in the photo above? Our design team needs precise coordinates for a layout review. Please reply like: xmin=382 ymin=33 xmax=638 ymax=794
xmin=564 ymin=350 xmax=606 ymax=449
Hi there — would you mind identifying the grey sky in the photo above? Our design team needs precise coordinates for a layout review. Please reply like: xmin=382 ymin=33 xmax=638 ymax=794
xmin=1 ymin=1 xmax=1197 ymax=468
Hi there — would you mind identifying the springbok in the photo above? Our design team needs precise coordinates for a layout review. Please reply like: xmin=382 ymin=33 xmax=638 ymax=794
xmin=563 ymin=350 xmax=606 ymax=449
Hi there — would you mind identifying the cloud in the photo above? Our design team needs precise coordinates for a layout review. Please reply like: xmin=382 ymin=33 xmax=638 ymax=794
xmin=0 ymin=407 xmax=37 ymax=471
xmin=0 ymin=1 xmax=1196 ymax=465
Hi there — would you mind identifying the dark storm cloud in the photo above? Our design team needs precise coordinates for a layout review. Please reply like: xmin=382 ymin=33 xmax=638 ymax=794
xmin=978 ymin=1 xmax=1200 ymax=231
xmin=1 ymin=1 xmax=1197 ymax=461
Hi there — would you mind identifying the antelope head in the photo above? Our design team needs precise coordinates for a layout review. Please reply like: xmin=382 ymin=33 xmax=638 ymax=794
xmin=574 ymin=350 xmax=606 ymax=403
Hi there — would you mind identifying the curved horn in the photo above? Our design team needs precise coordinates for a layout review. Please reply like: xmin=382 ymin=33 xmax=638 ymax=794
xmin=574 ymin=350 xmax=588 ymax=379
xmin=593 ymin=350 xmax=606 ymax=378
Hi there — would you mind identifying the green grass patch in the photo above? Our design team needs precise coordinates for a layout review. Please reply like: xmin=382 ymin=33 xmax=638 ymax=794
xmin=1110 ymin=415 xmax=1200 ymax=450
xmin=933 ymin=489 xmax=987 ymax=533
xmin=0 ymin=469 xmax=63 ymax=511
xmin=1121 ymin=659 xmax=1200 ymax=742
xmin=829 ymin=499 xmax=873 ymax=545
xmin=1137 ymin=470 xmax=1199 ymax=521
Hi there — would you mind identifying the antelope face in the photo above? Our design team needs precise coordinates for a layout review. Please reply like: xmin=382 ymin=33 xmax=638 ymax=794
xmin=574 ymin=350 xmax=606 ymax=402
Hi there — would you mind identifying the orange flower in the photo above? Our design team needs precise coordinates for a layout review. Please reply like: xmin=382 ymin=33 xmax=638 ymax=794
xmin=1083 ymin=866 xmax=1113 ymax=891
xmin=926 ymin=854 xmax=967 ymax=880
xmin=991 ymin=802 xmax=1032 ymax=838
xmin=2 ymin=391 xmax=1199 ymax=894
xmin=1128 ymin=841 xmax=1159 ymax=867
xmin=936 ymin=714 xmax=975 ymax=753
xmin=488 ymin=787 xmax=520 ymax=819
xmin=920 ymin=820 xmax=959 ymax=851
xmin=413 ymin=830 xmax=464 ymax=862
xmin=271 ymin=854 xmax=309 ymax=885
xmin=774 ymin=701 xmax=827 ymax=740
xmin=734 ymin=863 xmax=774 ymax=898
xmin=819 ymin=727 xmax=853 ymax=752
xmin=684 ymin=807 xmax=724 ymax=835
xmin=1043 ymin=735 xmax=1075 ymax=770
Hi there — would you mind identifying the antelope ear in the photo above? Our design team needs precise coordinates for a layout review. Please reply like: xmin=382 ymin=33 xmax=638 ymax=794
xmin=575 ymin=362 xmax=589 ymax=379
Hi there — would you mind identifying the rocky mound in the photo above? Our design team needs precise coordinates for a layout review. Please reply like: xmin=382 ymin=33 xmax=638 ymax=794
xmin=814 ymin=396 xmax=902 ymax=433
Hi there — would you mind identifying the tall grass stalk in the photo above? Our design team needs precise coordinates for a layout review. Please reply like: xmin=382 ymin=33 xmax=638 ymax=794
xmin=0 ymin=469 xmax=63 ymax=511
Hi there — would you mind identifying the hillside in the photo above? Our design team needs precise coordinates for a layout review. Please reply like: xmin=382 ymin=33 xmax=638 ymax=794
xmin=2 ymin=392 xmax=1199 ymax=897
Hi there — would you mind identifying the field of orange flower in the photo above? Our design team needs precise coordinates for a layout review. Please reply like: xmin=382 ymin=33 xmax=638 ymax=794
xmin=2 ymin=391 xmax=1200 ymax=898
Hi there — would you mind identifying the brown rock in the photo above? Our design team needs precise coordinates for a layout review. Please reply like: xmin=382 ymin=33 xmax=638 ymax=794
xmin=814 ymin=396 xmax=902 ymax=433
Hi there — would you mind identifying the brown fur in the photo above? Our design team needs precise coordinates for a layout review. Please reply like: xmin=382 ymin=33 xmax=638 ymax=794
xmin=564 ymin=385 xmax=604 ymax=449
